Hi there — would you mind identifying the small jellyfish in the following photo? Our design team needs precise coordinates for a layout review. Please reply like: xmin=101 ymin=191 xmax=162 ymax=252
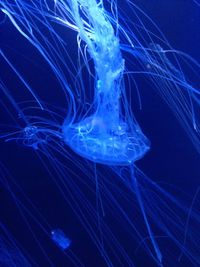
xmin=22 ymin=126 xmax=45 ymax=149
xmin=23 ymin=126 xmax=38 ymax=138
xmin=51 ymin=229 xmax=71 ymax=251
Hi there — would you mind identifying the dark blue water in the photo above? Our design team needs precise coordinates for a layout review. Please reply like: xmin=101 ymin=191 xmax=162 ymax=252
xmin=0 ymin=1 xmax=200 ymax=267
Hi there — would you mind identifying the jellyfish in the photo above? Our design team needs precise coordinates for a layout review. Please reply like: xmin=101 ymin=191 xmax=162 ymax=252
xmin=0 ymin=1 xmax=200 ymax=267
xmin=51 ymin=229 xmax=71 ymax=250
xmin=62 ymin=0 xmax=150 ymax=165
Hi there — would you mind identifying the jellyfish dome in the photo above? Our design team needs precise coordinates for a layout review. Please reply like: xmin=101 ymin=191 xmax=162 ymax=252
xmin=63 ymin=116 xmax=150 ymax=165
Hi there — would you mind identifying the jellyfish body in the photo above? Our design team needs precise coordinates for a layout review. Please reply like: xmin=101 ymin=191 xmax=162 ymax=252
xmin=22 ymin=126 xmax=41 ymax=149
xmin=62 ymin=0 xmax=150 ymax=165
xmin=51 ymin=229 xmax=71 ymax=251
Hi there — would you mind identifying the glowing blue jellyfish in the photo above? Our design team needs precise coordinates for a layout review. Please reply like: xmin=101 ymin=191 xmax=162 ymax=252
xmin=51 ymin=229 xmax=71 ymax=250
xmin=62 ymin=0 xmax=150 ymax=165
xmin=0 ymin=1 xmax=200 ymax=267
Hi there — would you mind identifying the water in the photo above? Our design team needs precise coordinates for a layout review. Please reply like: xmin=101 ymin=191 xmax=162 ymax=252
xmin=0 ymin=1 xmax=200 ymax=267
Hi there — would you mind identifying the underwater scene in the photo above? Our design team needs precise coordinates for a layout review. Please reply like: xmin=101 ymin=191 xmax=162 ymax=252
xmin=0 ymin=1 xmax=200 ymax=266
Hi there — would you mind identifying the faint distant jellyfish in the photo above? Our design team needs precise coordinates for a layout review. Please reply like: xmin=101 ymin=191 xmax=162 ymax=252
xmin=21 ymin=126 xmax=46 ymax=149
xmin=23 ymin=126 xmax=39 ymax=148
xmin=51 ymin=229 xmax=71 ymax=251
xmin=63 ymin=1 xmax=150 ymax=165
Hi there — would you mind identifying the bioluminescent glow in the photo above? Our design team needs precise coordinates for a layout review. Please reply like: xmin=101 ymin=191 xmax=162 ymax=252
xmin=62 ymin=1 xmax=149 ymax=166
xmin=0 ymin=1 xmax=200 ymax=266
xmin=51 ymin=229 xmax=71 ymax=250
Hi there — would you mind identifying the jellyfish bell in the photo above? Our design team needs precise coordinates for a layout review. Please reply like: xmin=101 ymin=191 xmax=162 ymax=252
xmin=63 ymin=115 xmax=150 ymax=165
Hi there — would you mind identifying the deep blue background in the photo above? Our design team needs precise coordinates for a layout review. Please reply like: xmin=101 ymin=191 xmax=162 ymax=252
xmin=0 ymin=1 xmax=200 ymax=267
